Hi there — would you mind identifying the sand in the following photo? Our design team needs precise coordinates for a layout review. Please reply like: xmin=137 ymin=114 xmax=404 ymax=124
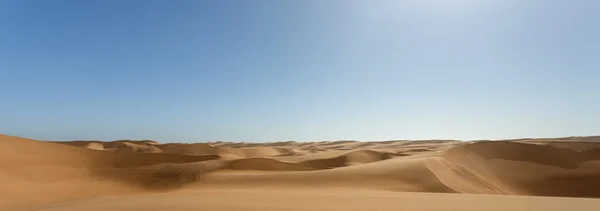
xmin=2 ymin=134 xmax=600 ymax=210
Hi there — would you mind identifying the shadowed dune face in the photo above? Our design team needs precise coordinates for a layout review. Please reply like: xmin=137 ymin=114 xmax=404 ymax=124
xmin=3 ymin=134 xmax=600 ymax=210
xmin=448 ymin=141 xmax=600 ymax=168
xmin=439 ymin=141 xmax=600 ymax=197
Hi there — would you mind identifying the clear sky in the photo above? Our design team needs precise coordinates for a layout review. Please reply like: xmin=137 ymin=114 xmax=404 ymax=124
xmin=1 ymin=0 xmax=599 ymax=142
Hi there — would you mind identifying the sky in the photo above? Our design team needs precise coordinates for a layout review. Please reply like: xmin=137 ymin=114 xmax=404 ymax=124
xmin=0 ymin=0 xmax=599 ymax=142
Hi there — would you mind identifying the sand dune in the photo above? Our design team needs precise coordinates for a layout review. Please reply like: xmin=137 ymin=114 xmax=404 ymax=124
xmin=438 ymin=141 xmax=600 ymax=197
xmin=156 ymin=143 xmax=218 ymax=155
xmin=227 ymin=150 xmax=392 ymax=171
xmin=3 ymin=134 xmax=600 ymax=210
xmin=0 ymin=135 xmax=218 ymax=209
xmin=21 ymin=189 xmax=600 ymax=211
xmin=55 ymin=140 xmax=294 ymax=158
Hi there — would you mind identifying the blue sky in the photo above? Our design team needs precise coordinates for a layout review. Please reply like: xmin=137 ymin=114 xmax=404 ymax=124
xmin=1 ymin=0 xmax=599 ymax=142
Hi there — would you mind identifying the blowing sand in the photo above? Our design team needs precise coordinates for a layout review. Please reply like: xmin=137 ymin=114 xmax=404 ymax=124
xmin=2 ymin=134 xmax=600 ymax=211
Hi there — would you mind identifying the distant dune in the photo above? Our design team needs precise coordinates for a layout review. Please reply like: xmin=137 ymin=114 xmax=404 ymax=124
xmin=3 ymin=134 xmax=600 ymax=211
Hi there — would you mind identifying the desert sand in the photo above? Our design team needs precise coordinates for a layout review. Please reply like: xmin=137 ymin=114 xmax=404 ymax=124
xmin=2 ymin=134 xmax=600 ymax=211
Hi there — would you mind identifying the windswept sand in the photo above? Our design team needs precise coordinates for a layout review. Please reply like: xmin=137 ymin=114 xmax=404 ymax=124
xmin=2 ymin=134 xmax=600 ymax=210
